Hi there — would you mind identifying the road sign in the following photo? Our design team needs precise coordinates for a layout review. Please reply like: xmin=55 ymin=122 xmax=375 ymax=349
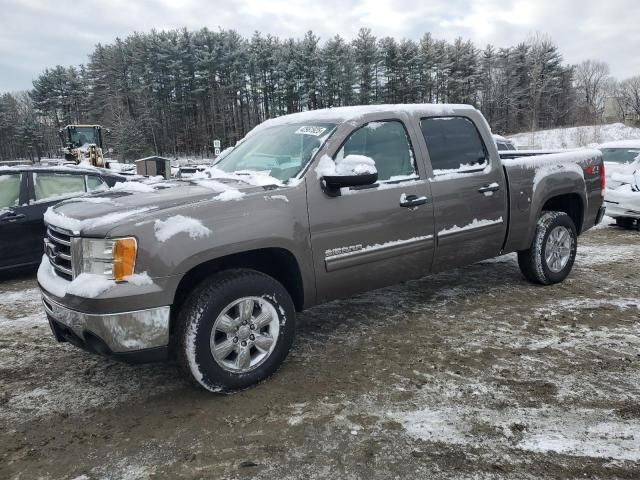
xmin=214 ymin=148 xmax=221 ymax=156
xmin=213 ymin=139 xmax=221 ymax=148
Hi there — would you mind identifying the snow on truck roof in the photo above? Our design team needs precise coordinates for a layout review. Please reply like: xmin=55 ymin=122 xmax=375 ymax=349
xmin=597 ymin=139 xmax=640 ymax=149
xmin=249 ymin=104 xmax=476 ymax=134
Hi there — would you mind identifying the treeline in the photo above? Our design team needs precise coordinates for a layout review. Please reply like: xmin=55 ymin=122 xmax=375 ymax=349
xmin=0 ymin=28 xmax=635 ymax=161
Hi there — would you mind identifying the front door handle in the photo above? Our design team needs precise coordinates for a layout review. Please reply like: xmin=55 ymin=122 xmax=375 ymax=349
xmin=478 ymin=184 xmax=500 ymax=194
xmin=0 ymin=212 xmax=26 ymax=223
xmin=400 ymin=194 xmax=428 ymax=208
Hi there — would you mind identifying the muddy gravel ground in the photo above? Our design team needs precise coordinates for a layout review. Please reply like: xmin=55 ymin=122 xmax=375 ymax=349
xmin=1 ymin=223 xmax=639 ymax=480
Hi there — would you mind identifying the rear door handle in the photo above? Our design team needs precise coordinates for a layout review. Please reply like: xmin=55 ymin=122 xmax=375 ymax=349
xmin=478 ymin=184 xmax=500 ymax=193
xmin=400 ymin=194 xmax=428 ymax=208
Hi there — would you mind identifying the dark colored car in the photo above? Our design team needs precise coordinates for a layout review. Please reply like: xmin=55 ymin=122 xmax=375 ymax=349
xmin=0 ymin=165 xmax=125 ymax=272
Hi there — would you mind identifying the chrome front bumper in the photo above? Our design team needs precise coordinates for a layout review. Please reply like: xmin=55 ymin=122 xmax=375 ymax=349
xmin=41 ymin=292 xmax=170 ymax=354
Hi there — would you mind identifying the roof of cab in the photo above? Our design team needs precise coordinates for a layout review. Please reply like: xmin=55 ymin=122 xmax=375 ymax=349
xmin=248 ymin=103 xmax=477 ymax=135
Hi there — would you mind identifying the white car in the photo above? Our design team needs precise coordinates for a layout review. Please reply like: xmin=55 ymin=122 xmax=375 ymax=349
xmin=604 ymin=170 xmax=640 ymax=229
xmin=596 ymin=140 xmax=640 ymax=229
xmin=597 ymin=140 xmax=640 ymax=189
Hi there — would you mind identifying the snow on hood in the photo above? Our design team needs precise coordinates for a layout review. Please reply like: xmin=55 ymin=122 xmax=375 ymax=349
xmin=44 ymin=169 xmax=282 ymax=235
xmin=44 ymin=206 xmax=152 ymax=236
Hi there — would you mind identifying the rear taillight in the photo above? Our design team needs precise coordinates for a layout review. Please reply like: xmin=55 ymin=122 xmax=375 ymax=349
xmin=586 ymin=163 xmax=606 ymax=197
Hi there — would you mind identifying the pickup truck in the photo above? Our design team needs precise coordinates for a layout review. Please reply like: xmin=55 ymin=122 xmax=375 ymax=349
xmin=38 ymin=104 xmax=606 ymax=392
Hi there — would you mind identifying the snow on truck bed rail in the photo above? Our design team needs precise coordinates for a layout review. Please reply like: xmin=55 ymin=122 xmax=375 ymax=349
xmin=500 ymin=148 xmax=601 ymax=168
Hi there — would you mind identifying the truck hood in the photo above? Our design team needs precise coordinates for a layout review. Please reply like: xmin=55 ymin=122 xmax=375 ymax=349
xmin=44 ymin=179 xmax=271 ymax=236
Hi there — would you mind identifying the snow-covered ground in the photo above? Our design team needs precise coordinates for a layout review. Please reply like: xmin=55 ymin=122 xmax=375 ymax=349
xmin=509 ymin=123 xmax=640 ymax=149
xmin=1 ymin=223 xmax=638 ymax=479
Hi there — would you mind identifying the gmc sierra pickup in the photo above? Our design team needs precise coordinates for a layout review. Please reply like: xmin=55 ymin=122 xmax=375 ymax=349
xmin=38 ymin=104 xmax=606 ymax=392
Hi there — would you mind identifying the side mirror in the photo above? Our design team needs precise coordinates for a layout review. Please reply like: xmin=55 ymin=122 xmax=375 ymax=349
xmin=320 ymin=154 xmax=378 ymax=196
xmin=323 ymin=172 xmax=378 ymax=190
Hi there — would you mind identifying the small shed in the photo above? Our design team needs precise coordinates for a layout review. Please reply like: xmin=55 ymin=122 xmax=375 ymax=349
xmin=135 ymin=156 xmax=171 ymax=180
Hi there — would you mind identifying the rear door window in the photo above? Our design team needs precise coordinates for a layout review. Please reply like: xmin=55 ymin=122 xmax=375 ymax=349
xmin=420 ymin=117 xmax=488 ymax=174
xmin=336 ymin=120 xmax=416 ymax=181
xmin=34 ymin=173 xmax=86 ymax=203
xmin=0 ymin=174 xmax=22 ymax=209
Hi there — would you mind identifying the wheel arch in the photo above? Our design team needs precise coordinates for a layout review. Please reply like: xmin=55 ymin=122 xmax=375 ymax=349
xmin=540 ymin=193 xmax=584 ymax=234
xmin=171 ymin=247 xmax=305 ymax=334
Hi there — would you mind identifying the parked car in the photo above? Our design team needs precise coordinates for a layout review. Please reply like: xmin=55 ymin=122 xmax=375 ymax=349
xmin=596 ymin=139 xmax=640 ymax=189
xmin=178 ymin=164 xmax=209 ymax=179
xmin=38 ymin=104 xmax=605 ymax=392
xmin=0 ymin=165 xmax=126 ymax=272
xmin=603 ymin=169 xmax=640 ymax=229
xmin=493 ymin=134 xmax=517 ymax=151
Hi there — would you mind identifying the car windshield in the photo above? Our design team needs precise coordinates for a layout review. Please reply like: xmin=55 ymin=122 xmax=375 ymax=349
xmin=214 ymin=123 xmax=337 ymax=182
xmin=600 ymin=148 xmax=640 ymax=164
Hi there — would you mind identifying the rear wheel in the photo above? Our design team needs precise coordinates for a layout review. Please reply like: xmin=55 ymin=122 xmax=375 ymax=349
xmin=176 ymin=269 xmax=296 ymax=392
xmin=518 ymin=211 xmax=577 ymax=285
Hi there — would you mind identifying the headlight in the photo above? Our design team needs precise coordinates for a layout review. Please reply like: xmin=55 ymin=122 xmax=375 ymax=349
xmin=74 ymin=237 xmax=137 ymax=281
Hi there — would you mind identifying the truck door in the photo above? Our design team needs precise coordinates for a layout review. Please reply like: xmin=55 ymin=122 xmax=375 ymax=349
xmin=418 ymin=116 xmax=508 ymax=271
xmin=307 ymin=116 xmax=436 ymax=302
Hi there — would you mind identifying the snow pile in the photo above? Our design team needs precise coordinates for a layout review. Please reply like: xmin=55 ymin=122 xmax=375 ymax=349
xmin=195 ymin=166 xmax=283 ymax=188
xmin=110 ymin=181 xmax=156 ymax=193
xmin=502 ymin=149 xmax=601 ymax=169
xmin=215 ymin=189 xmax=245 ymax=201
xmin=154 ymin=215 xmax=212 ymax=242
xmin=37 ymin=256 xmax=115 ymax=298
xmin=439 ymin=217 xmax=503 ymax=236
xmin=66 ymin=273 xmax=116 ymax=298
xmin=509 ymin=123 xmax=640 ymax=149
xmin=265 ymin=194 xmax=289 ymax=202
xmin=194 ymin=178 xmax=245 ymax=201
xmin=432 ymin=161 xmax=489 ymax=177
xmin=315 ymin=154 xmax=377 ymax=178
xmin=123 ymin=272 xmax=154 ymax=286
xmin=533 ymin=162 xmax=584 ymax=191
xmin=44 ymin=207 xmax=151 ymax=235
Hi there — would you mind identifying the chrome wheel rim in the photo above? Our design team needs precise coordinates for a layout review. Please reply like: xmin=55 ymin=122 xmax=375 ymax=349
xmin=545 ymin=226 xmax=572 ymax=273
xmin=210 ymin=297 xmax=279 ymax=373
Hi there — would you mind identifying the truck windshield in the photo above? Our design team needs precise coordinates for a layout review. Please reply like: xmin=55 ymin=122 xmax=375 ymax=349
xmin=600 ymin=148 xmax=640 ymax=164
xmin=69 ymin=127 xmax=99 ymax=147
xmin=215 ymin=123 xmax=336 ymax=182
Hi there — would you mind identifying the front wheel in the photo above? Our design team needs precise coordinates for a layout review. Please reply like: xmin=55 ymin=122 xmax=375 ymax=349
xmin=176 ymin=269 xmax=296 ymax=392
xmin=518 ymin=211 xmax=577 ymax=285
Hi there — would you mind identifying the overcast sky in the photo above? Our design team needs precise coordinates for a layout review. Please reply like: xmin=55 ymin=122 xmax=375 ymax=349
xmin=1 ymin=0 xmax=639 ymax=92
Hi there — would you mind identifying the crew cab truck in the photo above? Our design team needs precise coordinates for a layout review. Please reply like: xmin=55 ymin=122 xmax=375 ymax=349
xmin=38 ymin=104 xmax=606 ymax=392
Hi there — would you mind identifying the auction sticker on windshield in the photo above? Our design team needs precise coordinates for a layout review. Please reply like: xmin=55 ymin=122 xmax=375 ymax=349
xmin=295 ymin=126 xmax=327 ymax=136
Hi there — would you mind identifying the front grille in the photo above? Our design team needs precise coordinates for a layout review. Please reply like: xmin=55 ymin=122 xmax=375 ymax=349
xmin=45 ymin=225 xmax=74 ymax=281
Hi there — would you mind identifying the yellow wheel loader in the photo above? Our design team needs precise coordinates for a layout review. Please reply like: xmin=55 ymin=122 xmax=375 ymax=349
xmin=59 ymin=125 xmax=109 ymax=167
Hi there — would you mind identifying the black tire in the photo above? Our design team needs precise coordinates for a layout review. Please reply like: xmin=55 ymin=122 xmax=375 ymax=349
xmin=615 ymin=217 xmax=636 ymax=230
xmin=517 ymin=211 xmax=577 ymax=285
xmin=176 ymin=269 xmax=296 ymax=393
